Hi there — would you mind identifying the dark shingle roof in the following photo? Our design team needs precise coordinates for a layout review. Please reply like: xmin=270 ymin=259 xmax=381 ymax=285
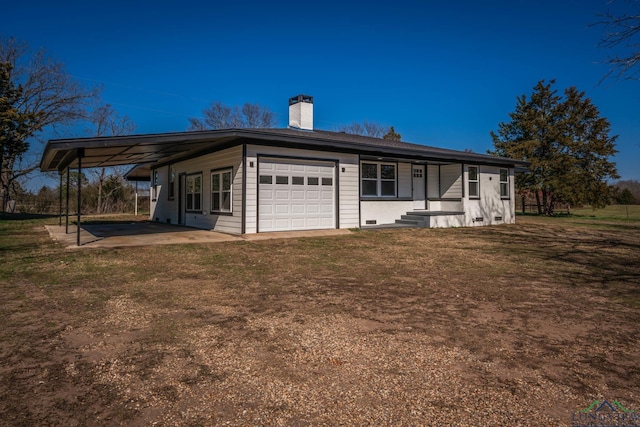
xmin=40 ymin=127 xmax=527 ymax=172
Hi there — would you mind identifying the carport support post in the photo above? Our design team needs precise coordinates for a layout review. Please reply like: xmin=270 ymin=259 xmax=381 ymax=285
xmin=76 ymin=148 xmax=84 ymax=247
xmin=58 ymin=172 xmax=63 ymax=226
xmin=134 ymin=181 xmax=138 ymax=216
xmin=65 ymin=167 xmax=70 ymax=234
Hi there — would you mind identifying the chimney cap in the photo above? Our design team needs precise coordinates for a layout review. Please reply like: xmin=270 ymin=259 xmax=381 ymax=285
xmin=289 ymin=94 xmax=313 ymax=105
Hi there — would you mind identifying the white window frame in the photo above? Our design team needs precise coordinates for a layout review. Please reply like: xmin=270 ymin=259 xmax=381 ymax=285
xmin=361 ymin=162 xmax=397 ymax=197
xmin=468 ymin=166 xmax=479 ymax=199
xmin=211 ymin=168 xmax=232 ymax=213
xmin=500 ymin=168 xmax=509 ymax=198
xmin=185 ymin=173 xmax=202 ymax=212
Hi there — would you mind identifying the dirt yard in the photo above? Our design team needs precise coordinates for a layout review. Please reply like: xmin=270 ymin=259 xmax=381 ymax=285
xmin=1 ymin=215 xmax=639 ymax=426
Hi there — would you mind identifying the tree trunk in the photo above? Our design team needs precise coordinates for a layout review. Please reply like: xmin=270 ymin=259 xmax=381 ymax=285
xmin=97 ymin=167 xmax=105 ymax=214
xmin=548 ymin=194 xmax=556 ymax=216
xmin=535 ymin=191 xmax=542 ymax=215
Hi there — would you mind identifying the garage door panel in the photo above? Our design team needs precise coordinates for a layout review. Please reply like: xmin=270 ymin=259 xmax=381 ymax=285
xmin=291 ymin=204 xmax=305 ymax=214
xmin=259 ymin=158 xmax=335 ymax=232
xmin=275 ymin=218 xmax=290 ymax=228
xmin=275 ymin=190 xmax=290 ymax=199
xmin=275 ymin=204 xmax=290 ymax=214
xmin=291 ymin=218 xmax=306 ymax=227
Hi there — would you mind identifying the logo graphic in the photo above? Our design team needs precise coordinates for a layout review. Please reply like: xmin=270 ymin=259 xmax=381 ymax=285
xmin=572 ymin=399 xmax=640 ymax=427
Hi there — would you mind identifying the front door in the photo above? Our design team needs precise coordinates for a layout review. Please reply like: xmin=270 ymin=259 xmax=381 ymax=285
xmin=412 ymin=165 xmax=426 ymax=209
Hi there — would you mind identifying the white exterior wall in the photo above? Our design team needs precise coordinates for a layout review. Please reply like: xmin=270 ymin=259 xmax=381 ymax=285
xmin=360 ymin=200 xmax=414 ymax=225
xmin=359 ymin=161 xmax=414 ymax=226
xmin=430 ymin=214 xmax=465 ymax=228
xmin=150 ymin=144 xmax=518 ymax=233
xmin=428 ymin=200 xmax=463 ymax=211
xmin=151 ymin=146 xmax=243 ymax=233
xmin=463 ymin=165 xmax=515 ymax=226
xmin=245 ymin=145 xmax=359 ymax=233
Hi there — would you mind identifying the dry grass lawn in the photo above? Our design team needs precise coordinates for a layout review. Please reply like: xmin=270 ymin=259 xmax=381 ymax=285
xmin=1 ymin=214 xmax=639 ymax=426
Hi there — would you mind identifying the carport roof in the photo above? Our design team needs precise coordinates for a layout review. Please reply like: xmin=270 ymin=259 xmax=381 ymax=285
xmin=40 ymin=127 xmax=529 ymax=172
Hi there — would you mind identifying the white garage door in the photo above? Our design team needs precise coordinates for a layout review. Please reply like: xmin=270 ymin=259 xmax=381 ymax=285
xmin=258 ymin=158 xmax=335 ymax=232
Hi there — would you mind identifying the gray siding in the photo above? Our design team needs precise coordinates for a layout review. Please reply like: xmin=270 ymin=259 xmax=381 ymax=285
xmin=440 ymin=164 xmax=462 ymax=199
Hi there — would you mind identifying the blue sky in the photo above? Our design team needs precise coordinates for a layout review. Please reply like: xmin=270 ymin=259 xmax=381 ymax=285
xmin=5 ymin=0 xmax=639 ymax=186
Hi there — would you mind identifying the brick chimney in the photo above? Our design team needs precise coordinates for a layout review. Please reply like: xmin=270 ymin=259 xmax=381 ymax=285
xmin=288 ymin=95 xmax=313 ymax=130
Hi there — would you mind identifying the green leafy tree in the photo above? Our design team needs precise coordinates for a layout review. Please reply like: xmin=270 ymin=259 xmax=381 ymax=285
xmin=491 ymin=80 xmax=619 ymax=215
xmin=383 ymin=126 xmax=402 ymax=141
xmin=616 ymin=188 xmax=636 ymax=205
xmin=614 ymin=179 xmax=640 ymax=202
xmin=0 ymin=61 xmax=41 ymax=212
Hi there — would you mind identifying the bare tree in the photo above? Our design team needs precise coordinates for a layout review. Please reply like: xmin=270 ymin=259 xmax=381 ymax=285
xmin=595 ymin=3 xmax=640 ymax=81
xmin=88 ymin=104 xmax=136 ymax=214
xmin=188 ymin=101 xmax=277 ymax=130
xmin=337 ymin=121 xmax=401 ymax=139
xmin=0 ymin=37 xmax=98 ymax=212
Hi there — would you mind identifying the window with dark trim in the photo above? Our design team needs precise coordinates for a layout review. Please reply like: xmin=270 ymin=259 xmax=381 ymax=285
xmin=186 ymin=174 xmax=202 ymax=211
xmin=468 ymin=166 xmax=479 ymax=198
xmin=168 ymin=165 xmax=175 ymax=200
xmin=500 ymin=169 xmax=509 ymax=198
xmin=211 ymin=169 xmax=232 ymax=213
xmin=361 ymin=162 xmax=396 ymax=197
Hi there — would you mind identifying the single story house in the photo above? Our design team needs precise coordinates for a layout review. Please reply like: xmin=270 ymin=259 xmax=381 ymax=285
xmin=40 ymin=95 xmax=527 ymax=234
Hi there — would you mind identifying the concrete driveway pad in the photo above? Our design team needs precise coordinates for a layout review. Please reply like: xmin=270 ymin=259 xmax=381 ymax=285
xmin=45 ymin=222 xmax=351 ymax=249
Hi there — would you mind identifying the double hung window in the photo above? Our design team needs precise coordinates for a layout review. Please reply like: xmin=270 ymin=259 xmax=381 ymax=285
xmin=361 ymin=162 xmax=396 ymax=197
xmin=186 ymin=174 xmax=202 ymax=211
xmin=211 ymin=169 xmax=232 ymax=213
xmin=500 ymin=169 xmax=509 ymax=198
xmin=468 ymin=166 xmax=479 ymax=198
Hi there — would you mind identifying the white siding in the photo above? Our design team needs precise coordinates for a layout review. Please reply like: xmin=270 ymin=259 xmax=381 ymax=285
xmin=397 ymin=162 xmax=412 ymax=198
xmin=154 ymin=146 xmax=243 ymax=233
xmin=245 ymin=145 xmax=359 ymax=233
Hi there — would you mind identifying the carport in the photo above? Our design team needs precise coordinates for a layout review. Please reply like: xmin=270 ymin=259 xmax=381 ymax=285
xmin=39 ymin=130 xmax=250 ymax=246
